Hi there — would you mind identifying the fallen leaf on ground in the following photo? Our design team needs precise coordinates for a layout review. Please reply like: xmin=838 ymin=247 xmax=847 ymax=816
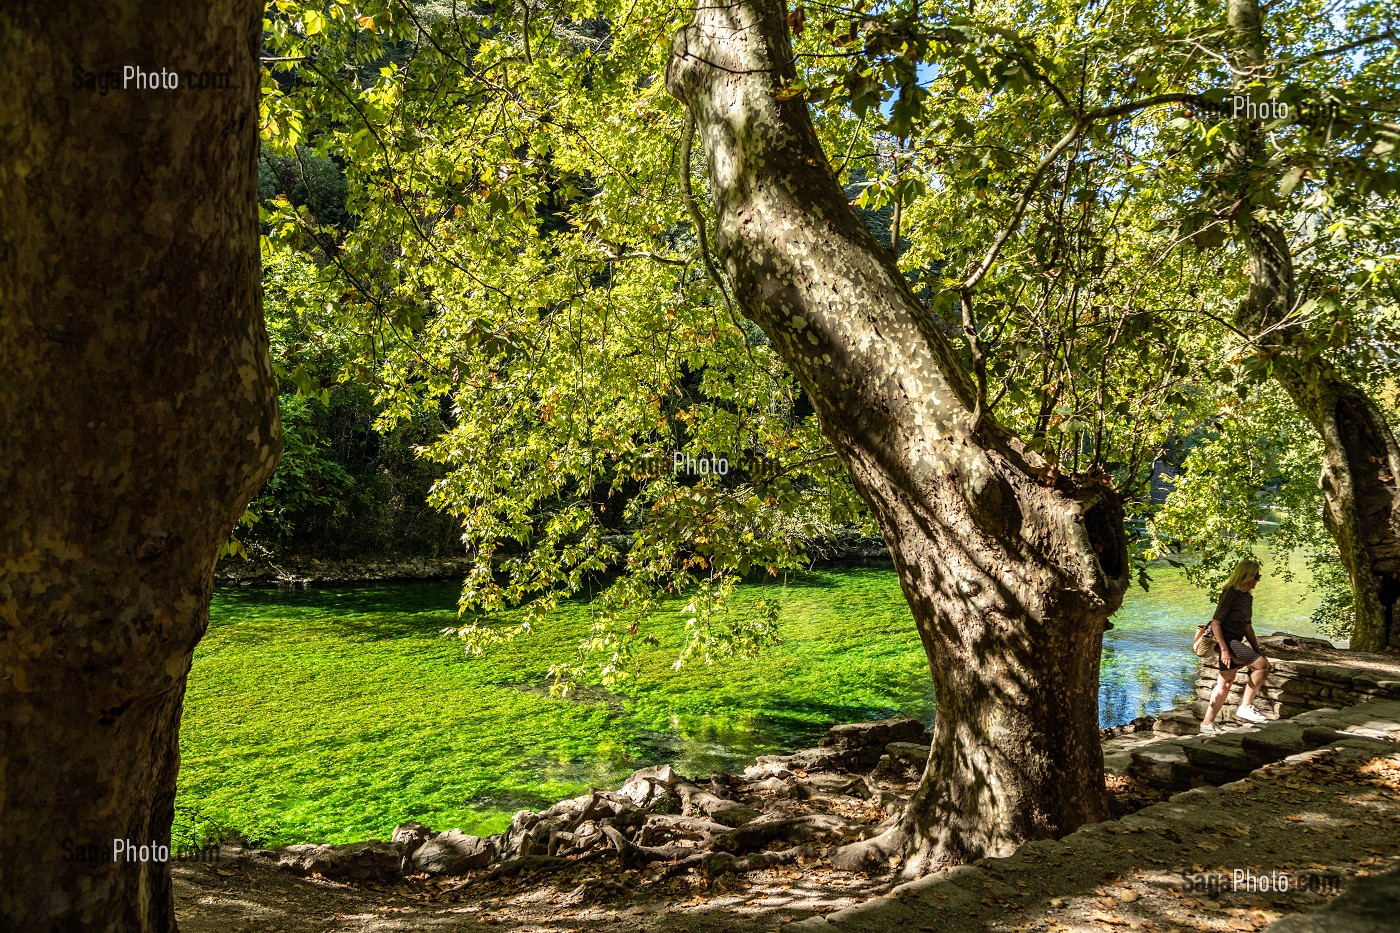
xmin=1089 ymin=910 xmax=1129 ymax=926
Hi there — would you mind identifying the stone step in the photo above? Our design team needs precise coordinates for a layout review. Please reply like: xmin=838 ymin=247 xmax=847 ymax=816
xmin=1179 ymin=731 xmax=1255 ymax=773
xmin=1239 ymin=721 xmax=1311 ymax=759
xmin=1129 ymin=698 xmax=1400 ymax=792
xmin=790 ymin=696 xmax=1400 ymax=933
xmin=1100 ymin=729 xmax=1161 ymax=773
xmin=1153 ymin=707 xmax=1202 ymax=736
xmin=1128 ymin=740 xmax=1192 ymax=789
xmin=1130 ymin=726 xmax=1300 ymax=791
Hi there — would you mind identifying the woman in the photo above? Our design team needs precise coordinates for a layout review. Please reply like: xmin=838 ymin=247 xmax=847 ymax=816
xmin=1199 ymin=558 xmax=1273 ymax=734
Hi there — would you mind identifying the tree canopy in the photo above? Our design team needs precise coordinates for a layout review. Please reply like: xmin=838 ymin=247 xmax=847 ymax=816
xmin=251 ymin=0 xmax=1398 ymax=661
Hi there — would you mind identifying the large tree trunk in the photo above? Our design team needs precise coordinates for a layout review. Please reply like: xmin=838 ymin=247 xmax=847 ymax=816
xmin=1290 ymin=376 xmax=1400 ymax=651
xmin=667 ymin=0 xmax=1130 ymax=874
xmin=1234 ymin=176 xmax=1400 ymax=655
xmin=0 ymin=3 xmax=278 ymax=929
xmin=1227 ymin=0 xmax=1400 ymax=652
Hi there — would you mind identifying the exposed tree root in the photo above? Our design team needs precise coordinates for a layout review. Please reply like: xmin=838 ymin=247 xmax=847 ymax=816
xmin=277 ymin=718 xmax=948 ymax=889
xmin=463 ymin=850 xmax=605 ymax=888
xmin=660 ymin=845 xmax=811 ymax=885
xmin=455 ymin=729 xmax=915 ymax=885
xmin=273 ymin=713 xmax=1175 ymax=898
xmin=827 ymin=824 xmax=909 ymax=874
xmin=636 ymin=815 xmax=732 ymax=845
xmin=601 ymin=825 xmax=693 ymax=870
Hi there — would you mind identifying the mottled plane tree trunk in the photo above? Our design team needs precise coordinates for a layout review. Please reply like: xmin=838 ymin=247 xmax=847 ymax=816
xmin=667 ymin=0 xmax=1130 ymax=873
xmin=1227 ymin=0 xmax=1400 ymax=652
xmin=0 ymin=2 xmax=278 ymax=929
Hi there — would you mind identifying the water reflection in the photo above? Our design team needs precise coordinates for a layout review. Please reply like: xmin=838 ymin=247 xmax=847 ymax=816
xmin=1100 ymin=556 xmax=1322 ymax=726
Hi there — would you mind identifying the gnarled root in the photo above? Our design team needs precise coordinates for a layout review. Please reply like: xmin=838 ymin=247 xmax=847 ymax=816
xmin=636 ymin=815 xmax=731 ymax=846
xmin=468 ymin=850 xmax=604 ymax=887
xmin=659 ymin=845 xmax=810 ymax=885
xmin=826 ymin=823 xmax=910 ymax=874
xmin=601 ymin=825 xmax=694 ymax=870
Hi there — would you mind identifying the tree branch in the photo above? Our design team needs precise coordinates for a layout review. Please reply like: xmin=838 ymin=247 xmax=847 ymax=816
xmin=961 ymin=120 xmax=1086 ymax=291
xmin=961 ymin=92 xmax=1211 ymax=292
xmin=678 ymin=111 xmax=750 ymax=350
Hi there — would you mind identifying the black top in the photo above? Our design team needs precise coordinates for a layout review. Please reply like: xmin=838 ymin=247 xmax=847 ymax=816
xmin=1213 ymin=587 xmax=1253 ymax=643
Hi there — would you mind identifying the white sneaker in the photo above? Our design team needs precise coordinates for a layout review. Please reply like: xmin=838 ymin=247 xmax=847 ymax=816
xmin=1199 ymin=721 xmax=1223 ymax=735
xmin=1236 ymin=706 xmax=1267 ymax=724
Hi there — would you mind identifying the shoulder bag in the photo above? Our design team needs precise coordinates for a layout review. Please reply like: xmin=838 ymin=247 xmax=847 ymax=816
xmin=1192 ymin=624 xmax=1217 ymax=659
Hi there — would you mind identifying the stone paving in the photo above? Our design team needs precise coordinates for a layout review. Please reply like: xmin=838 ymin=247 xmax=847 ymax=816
xmin=790 ymin=698 xmax=1400 ymax=933
xmin=1267 ymin=863 xmax=1400 ymax=932
xmin=1115 ymin=709 xmax=1393 ymax=793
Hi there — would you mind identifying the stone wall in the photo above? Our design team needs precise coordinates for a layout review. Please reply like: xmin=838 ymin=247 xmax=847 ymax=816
xmin=1196 ymin=633 xmax=1400 ymax=716
xmin=1155 ymin=633 xmax=1400 ymax=735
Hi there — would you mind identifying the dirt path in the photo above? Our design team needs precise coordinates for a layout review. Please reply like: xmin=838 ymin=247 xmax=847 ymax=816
xmin=795 ymin=741 xmax=1400 ymax=932
xmin=174 ymin=839 xmax=886 ymax=932
xmin=175 ymin=733 xmax=1400 ymax=933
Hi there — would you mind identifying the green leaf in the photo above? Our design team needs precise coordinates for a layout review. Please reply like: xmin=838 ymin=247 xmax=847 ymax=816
xmin=1279 ymin=167 xmax=1304 ymax=198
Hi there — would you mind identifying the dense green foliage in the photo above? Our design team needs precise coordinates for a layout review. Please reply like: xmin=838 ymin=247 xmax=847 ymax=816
xmin=225 ymin=215 xmax=461 ymax=560
xmin=257 ymin=0 xmax=867 ymax=680
xmin=858 ymin=0 xmax=1400 ymax=623
xmin=246 ymin=0 xmax=1398 ymax=649
xmin=258 ymin=147 xmax=352 ymax=233
xmin=1148 ymin=385 xmax=1333 ymax=625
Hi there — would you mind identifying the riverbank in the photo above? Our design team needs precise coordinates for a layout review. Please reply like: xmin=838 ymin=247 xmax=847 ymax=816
xmin=168 ymin=712 xmax=1159 ymax=933
xmin=215 ymin=554 xmax=475 ymax=586
xmin=172 ymin=694 xmax=1400 ymax=932
xmin=212 ymin=531 xmax=897 ymax=587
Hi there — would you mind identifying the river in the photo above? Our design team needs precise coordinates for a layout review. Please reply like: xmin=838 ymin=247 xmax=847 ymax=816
xmin=179 ymin=559 xmax=1323 ymax=846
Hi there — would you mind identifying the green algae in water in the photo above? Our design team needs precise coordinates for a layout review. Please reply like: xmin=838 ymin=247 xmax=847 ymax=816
xmin=178 ymin=565 xmax=1320 ymax=848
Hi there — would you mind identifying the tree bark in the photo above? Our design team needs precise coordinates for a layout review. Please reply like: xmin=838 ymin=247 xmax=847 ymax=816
xmin=667 ymin=0 xmax=1130 ymax=874
xmin=0 ymin=3 xmax=278 ymax=929
xmin=1287 ymin=375 xmax=1400 ymax=651
xmin=1227 ymin=0 xmax=1400 ymax=652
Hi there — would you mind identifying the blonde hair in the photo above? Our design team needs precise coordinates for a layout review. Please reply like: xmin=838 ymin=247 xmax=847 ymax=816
xmin=1223 ymin=558 xmax=1262 ymax=592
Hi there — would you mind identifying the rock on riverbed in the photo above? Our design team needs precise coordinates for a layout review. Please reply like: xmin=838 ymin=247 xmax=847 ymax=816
xmin=268 ymin=717 xmax=933 ymax=883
